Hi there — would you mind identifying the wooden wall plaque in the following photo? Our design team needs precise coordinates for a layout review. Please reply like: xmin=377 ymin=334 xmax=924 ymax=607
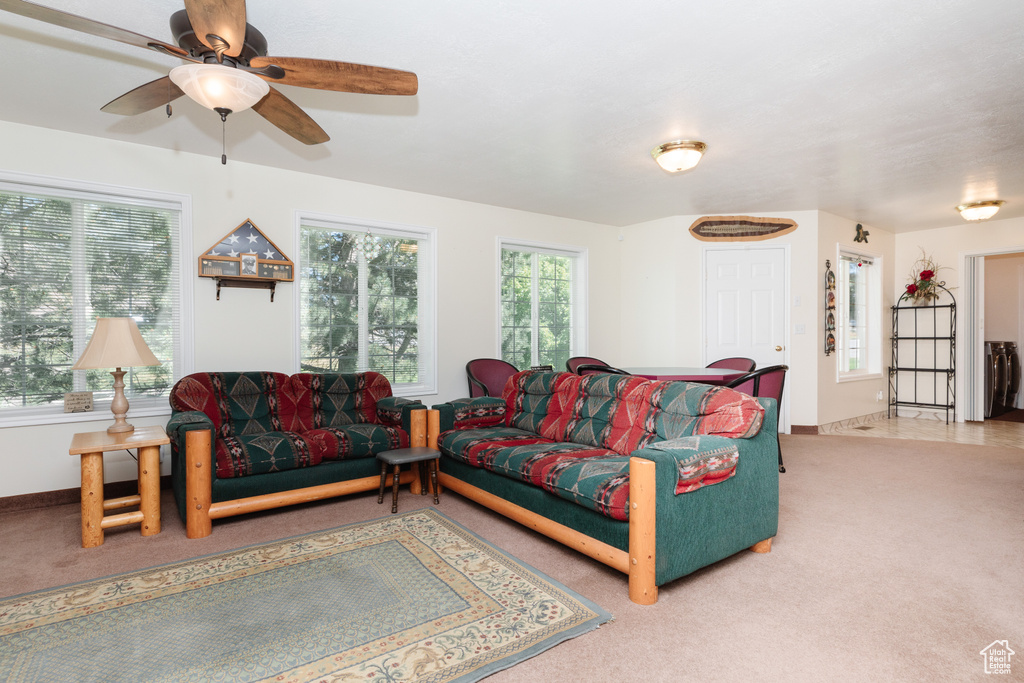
xmin=688 ymin=216 xmax=798 ymax=242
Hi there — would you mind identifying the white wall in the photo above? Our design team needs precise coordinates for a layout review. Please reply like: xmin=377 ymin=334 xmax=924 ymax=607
xmin=0 ymin=121 xmax=621 ymax=497
xmin=984 ymin=253 xmax=1024 ymax=343
xmin=816 ymin=213 xmax=894 ymax=425
xmin=619 ymin=210 xmax=821 ymax=427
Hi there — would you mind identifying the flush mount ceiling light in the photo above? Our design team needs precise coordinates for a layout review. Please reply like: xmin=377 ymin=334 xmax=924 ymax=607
xmin=169 ymin=64 xmax=270 ymax=116
xmin=651 ymin=140 xmax=707 ymax=173
xmin=956 ymin=200 xmax=1005 ymax=221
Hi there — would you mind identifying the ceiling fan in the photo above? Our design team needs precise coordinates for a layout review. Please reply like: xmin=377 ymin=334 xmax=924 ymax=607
xmin=0 ymin=0 xmax=418 ymax=148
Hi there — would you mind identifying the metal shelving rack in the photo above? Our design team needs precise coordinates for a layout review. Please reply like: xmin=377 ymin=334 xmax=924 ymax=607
xmin=888 ymin=284 xmax=956 ymax=423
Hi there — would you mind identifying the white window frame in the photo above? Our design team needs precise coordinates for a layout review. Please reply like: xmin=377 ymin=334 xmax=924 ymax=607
xmin=836 ymin=245 xmax=882 ymax=382
xmin=294 ymin=211 xmax=437 ymax=397
xmin=496 ymin=238 xmax=588 ymax=368
xmin=0 ymin=170 xmax=194 ymax=428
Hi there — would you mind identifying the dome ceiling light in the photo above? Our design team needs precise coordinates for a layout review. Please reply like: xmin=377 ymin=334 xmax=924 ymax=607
xmin=956 ymin=200 xmax=1005 ymax=221
xmin=651 ymin=140 xmax=707 ymax=173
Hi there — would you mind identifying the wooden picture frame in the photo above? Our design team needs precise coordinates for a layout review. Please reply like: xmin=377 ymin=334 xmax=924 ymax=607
xmin=198 ymin=219 xmax=295 ymax=283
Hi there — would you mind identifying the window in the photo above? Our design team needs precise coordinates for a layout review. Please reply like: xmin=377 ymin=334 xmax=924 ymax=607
xmin=297 ymin=215 xmax=436 ymax=395
xmin=837 ymin=248 xmax=882 ymax=379
xmin=0 ymin=173 xmax=190 ymax=424
xmin=499 ymin=240 xmax=587 ymax=370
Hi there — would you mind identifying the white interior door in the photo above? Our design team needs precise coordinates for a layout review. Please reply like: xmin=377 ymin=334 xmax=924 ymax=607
xmin=704 ymin=246 xmax=789 ymax=430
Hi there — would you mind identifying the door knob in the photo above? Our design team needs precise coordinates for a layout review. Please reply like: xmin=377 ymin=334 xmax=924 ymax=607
xmin=775 ymin=345 xmax=783 ymax=352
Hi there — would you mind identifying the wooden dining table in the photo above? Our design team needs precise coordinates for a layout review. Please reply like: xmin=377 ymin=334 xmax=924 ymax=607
xmin=623 ymin=367 xmax=745 ymax=385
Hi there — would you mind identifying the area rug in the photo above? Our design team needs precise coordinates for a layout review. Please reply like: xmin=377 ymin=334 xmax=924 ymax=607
xmin=0 ymin=509 xmax=611 ymax=682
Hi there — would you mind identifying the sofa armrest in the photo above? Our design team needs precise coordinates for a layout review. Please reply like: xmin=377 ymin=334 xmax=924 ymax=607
xmin=630 ymin=400 xmax=779 ymax=586
xmin=377 ymin=396 xmax=422 ymax=427
xmin=633 ymin=435 xmax=740 ymax=494
xmin=167 ymin=410 xmax=215 ymax=451
xmin=433 ymin=396 xmax=506 ymax=430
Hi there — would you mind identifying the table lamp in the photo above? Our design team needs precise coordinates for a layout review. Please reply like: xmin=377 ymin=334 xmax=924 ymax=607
xmin=71 ymin=318 xmax=161 ymax=435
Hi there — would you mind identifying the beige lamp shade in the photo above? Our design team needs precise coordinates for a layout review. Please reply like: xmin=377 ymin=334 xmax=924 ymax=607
xmin=72 ymin=318 xmax=159 ymax=434
xmin=72 ymin=318 xmax=160 ymax=370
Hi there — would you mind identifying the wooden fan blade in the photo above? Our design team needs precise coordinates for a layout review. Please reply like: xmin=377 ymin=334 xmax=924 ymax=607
xmin=251 ymin=87 xmax=329 ymax=145
xmin=250 ymin=56 xmax=418 ymax=95
xmin=101 ymin=77 xmax=185 ymax=116
xmin=183 ymin=0 xmax=246 ymax=59
xmin=0 ymin=0 xmax=192 ymax=60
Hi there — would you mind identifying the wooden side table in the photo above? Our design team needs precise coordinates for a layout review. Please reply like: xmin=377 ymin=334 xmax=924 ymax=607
xmin=68 ymin=425 xmax=169 ymax=548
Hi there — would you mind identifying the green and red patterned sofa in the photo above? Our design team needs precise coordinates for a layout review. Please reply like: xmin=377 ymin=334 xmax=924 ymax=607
xmin=167 ymin=371 xmax=421 ymax=537
xmin=433 ymin=370 xmax=779 ymax=604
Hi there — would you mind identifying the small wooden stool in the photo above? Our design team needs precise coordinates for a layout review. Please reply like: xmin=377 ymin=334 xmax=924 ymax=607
xmin=376 ymin=447 xmax=441 ymax=513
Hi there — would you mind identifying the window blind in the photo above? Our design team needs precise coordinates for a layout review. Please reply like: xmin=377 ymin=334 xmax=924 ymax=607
xmin=0 ymin=182 xmax=182 ymax=412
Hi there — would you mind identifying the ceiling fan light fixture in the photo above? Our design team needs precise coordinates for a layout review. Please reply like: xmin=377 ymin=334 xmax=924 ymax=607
xmin=651 ymin=140 xmax=707 ymax=173
xmin=956 ymin=200 xmax=1005 ymax=221
xmin=169 ymin=63 xmax=269 ymax=114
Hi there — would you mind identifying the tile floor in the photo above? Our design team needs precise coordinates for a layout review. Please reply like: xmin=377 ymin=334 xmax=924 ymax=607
xmin=824 ymin=414 xmax=1024 ymax=448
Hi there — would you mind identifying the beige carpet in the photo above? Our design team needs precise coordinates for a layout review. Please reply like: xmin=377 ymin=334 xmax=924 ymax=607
xmin=2 ymin=434 xmax=1022 ymax=682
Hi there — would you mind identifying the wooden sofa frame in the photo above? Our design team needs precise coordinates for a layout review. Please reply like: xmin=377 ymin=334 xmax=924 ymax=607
xmin=183 ymin=430 xmax=418 ymax=539
xmin=438 ymin=456 xmax=772 ymax=606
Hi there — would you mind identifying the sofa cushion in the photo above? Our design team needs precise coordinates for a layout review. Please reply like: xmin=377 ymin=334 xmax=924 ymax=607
xmin=637 ymin=381 xmax=763 ymax=440
xmin=170 ymin=372 xmax=293 ymax=438
xmin=441 ymin=426 xmax=556 ymax=468
xmin=287 ymin=372 xmax=395 ymax=432
xmin=303 ymin=424 xmax=408 ymax=461
xmin=550 ymin=373 xmax=653 ymax=455
xmin=439 ymin=426 xmax=631 ymax=520
xmin=503 ymin=371 xmax=568 ymax=436
xmin=449 ymin=396 xmax=506 ymax=429
xmin=215 ymin=431 xmax=320 ymax=479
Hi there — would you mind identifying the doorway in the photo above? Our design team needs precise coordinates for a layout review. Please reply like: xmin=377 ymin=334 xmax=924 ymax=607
xmin=961 ymin=247 xmax=1024 ymax=421
xmin=702 ymin=245 xmax=790 ymax=431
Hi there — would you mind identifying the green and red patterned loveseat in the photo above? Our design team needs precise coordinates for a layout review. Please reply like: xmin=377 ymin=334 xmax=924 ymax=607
xmin=433 ymin=370 xmax=779 ymax=604
xmin=167 ymin=371 xmax=421 ymax=537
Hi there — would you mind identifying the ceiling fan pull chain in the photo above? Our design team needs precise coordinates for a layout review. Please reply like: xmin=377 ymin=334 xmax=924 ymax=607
xmin=214 ymin=107 xmax=231 ymax=165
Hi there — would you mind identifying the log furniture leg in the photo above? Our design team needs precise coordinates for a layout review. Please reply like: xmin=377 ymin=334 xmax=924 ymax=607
xmin=138 ymin=444 xmax=161 ymax=536
xmin=627 ymin=456 xmax=657 ymax=605
xmin=80 ymin=451 xmax=104 ymax=548
xmin=185 ymin=429 xmax=213 ymax=539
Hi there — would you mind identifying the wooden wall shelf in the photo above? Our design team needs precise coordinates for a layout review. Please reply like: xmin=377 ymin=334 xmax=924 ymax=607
xmin=215 ymin=276 xmax=279 ymax=302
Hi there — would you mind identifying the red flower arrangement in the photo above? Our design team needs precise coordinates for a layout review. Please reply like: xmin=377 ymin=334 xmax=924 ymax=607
xmin=905 ymin=254 xmax=943 ymax=303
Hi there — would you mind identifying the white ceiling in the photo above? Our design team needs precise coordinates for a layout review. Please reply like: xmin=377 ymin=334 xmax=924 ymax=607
xmin=1 ymin=0 xmax=1022 ymax=233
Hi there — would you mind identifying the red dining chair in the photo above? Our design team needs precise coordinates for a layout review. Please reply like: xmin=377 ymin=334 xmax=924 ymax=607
xmin=466 ymin=358 xmax=518 ymax=397
xmin=707 ymin=357 xmax=757 ymax=372
xmin=726 ymin=364 xmax=788 ymax=473
xmin=566 ymin=356 xmax=609 ymax=373
xmin=575 ymin=364 xmax=632 ymax=376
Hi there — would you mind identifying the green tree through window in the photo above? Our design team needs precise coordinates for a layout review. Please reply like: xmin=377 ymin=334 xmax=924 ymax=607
xmin=0 ymin=186 xmax=180 ymax=411
xmin=299 ymin=220 xmax=435 ymax=393
xmin=500 ymin=243 xmax=583 ymax=370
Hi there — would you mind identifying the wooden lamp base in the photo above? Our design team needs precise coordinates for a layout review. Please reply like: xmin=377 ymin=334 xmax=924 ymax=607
xmin=106 ymin=368 xmax=134 ymax=434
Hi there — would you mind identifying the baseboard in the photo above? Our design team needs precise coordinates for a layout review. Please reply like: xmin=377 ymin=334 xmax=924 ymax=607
xmin=0 ymin=475 xmax=172 ymax=514
xmin=790 ymin=425 xmax=819 ymax=435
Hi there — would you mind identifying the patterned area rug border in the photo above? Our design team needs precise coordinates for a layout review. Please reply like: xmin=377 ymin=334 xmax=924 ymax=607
xmin=0 ymin=509 xmax=611 ymax=683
